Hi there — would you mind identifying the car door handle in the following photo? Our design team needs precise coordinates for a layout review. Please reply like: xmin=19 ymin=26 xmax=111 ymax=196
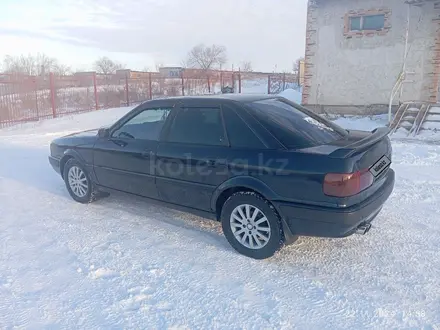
xmin=112 ymin=139 xmax=127 ymax=147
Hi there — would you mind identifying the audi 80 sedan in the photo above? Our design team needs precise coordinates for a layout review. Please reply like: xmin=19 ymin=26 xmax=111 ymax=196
xmin=49 ymin=95 xmax=395 ymax=259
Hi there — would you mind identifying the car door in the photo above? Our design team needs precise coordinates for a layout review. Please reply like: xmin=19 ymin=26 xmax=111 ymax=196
xmin=155 ymin=99 xmax=231 ymax=211
xmin=220 ymin=102 xmax=270 ymax=179
xmin=93 ymin=101 xmax=174 ymax=199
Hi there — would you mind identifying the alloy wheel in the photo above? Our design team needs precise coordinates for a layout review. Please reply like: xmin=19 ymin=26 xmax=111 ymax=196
xmin=67 ymin=166 xmax=89 ymax=198
xmin=229 ymin=204 xmax=271 ymax=250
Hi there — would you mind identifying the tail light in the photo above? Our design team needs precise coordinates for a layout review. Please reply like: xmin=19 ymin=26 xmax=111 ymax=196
xmin=323 ymin=169 xmax=374 ymax=197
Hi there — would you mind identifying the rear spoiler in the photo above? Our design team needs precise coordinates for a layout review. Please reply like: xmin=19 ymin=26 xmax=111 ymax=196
xmin=329 ymin=127 xmax=391 ymax=159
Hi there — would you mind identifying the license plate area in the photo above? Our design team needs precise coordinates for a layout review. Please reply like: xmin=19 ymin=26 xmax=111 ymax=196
xmin=369 ymin=155 xmax=391 ymax=177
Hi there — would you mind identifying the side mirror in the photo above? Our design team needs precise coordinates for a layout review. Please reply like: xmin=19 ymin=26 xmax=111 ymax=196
xmin=98 ymin=127 xmax=110 ymax=138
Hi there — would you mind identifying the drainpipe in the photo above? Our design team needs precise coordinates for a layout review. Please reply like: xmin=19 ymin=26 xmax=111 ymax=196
xmin=389 ymin=3 xmax=411 ymax=124
xmin=400 ymin=3 xmax=411 ymax=100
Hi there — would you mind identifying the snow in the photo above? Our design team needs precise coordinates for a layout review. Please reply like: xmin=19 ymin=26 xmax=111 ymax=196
xmin=332 ymin=114 xmax=388 ymax=132
xmin=400 ymin=121 xmax=413 ymax=129
xmin=422 ymin=121 xmax=440 ymax=130
xmin=1 ymin=108 xmax=440 ymax=329
xmin=425 ymin=114 xmax=440 ymax=121
xmin=218 ymin=78 xmax=270 ymax=94
xmin=278 ymin=88 xmax=302 ymax=104
xmin=332 ymin=114 xmax=440 ymax=142
xmin=240 ymin=78 xmax=269 ymax=94
xmin=429 ymin=106 xmax=440 ymax=114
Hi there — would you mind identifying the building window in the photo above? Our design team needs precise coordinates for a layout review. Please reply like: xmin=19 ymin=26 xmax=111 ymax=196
xmin=350 ymin=15 xmax=385 ymax=31
xmin=350 ymin=17 xmax=362 ymax=31
xmin=344 ymin=9 xmax=390 ymax=37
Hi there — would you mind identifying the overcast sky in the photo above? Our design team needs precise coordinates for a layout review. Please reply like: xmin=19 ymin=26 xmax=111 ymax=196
xmin=0 ymin=0 xmax=308 ymax=72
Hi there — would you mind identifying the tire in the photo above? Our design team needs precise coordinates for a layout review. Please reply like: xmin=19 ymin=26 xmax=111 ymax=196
xmin=63 ymin=158 xmax=97 ymax=204
xmin=221 ymin=191 xmax=284 ymax=259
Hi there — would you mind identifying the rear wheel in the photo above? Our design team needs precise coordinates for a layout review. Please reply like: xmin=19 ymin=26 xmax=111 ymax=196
xmin=63 ymin=158 xmax=97 ymax=203
xmin=221 ymin=192 xmax=283 ymax=259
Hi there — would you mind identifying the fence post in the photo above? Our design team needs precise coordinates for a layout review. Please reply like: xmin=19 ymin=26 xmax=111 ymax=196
xmin=267 ymin=75 xmax=271 ymax=94
xmin=34 ymin=79 xmax=39 ymax=119
xmin=49 ymin=72 xmax=56 ymax=118
xmin=238 ymin=70 xmax=242 ymax=93
xmin=93 ymin=73 xmax=99 ymax=110
xmin=283 ymin=72 xmax=286 ymax=91
xmin=181 ymin=71 xmax=185 ymax=96
xmin=148 ymin=72 xmax=153 ymax=100
xmin=125 ymin=74 xmax=130 ymax=106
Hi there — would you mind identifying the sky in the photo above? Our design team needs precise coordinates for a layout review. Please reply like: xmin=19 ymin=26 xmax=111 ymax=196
xmin=0 ymin=0 xmax=308 ymax=72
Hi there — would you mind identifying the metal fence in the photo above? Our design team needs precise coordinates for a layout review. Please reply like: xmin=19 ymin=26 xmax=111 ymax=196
xmin=0 ymin=70 xmax=301 ymax=128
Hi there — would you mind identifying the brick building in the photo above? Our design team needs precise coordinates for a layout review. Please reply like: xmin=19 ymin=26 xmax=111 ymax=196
xmin=302 ymin=0 xmax=440 ymax=114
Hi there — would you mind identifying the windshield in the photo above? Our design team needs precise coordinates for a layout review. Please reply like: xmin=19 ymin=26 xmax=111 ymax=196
xmin=249 ymin=98 xmax=347 ymax=149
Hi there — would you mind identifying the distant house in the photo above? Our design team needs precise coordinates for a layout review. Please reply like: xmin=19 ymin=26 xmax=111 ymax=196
xmin=303 ymin=0 xmax=440 ymax=114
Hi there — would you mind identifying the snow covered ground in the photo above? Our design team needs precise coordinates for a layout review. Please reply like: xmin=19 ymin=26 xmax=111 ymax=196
xmin=278 ymin=88 xmax=302 ymax=104
xmin=1 ymin=107 xmax=440 ymax=329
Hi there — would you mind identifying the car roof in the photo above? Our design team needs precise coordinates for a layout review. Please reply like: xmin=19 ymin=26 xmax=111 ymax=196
xmin=157 ymin=93 xmax=280 ymax=103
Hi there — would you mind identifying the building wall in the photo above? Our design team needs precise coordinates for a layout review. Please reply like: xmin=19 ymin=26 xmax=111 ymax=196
xmin=299 ymin=60 xmax=306 ymax=85
xmin=303 ymin=0 xmax=440 ymax=113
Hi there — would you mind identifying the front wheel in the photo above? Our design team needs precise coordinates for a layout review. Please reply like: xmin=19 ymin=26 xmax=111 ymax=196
xmin=221 ymin=192 xmax=284 ymax=259
xmin=63 ymin=158 xmax=97 ymax=203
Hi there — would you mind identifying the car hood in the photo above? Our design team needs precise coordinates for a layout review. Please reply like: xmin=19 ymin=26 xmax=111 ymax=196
xmin=65 ymin=128 xmax=100 ymax=138
xmin=52 ymin=128 xmax=100 ymax=147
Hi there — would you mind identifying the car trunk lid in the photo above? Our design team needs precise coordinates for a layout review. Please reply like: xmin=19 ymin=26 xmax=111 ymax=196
xmin=326 ymin=127 xmax=392 ymax=204
xmin=328 ymin=127 xmax=391 ymax=160
xmin=329 ymin=127 xmax=392 ymax=178
xmin=299 ymin=127 xmax=392 ymax=204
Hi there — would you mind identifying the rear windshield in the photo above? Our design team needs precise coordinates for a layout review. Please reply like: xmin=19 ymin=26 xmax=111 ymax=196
xmin=249 ymin=98 xmax=346 ymax=149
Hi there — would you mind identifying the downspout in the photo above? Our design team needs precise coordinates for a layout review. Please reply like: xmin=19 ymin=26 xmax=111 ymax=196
xmin=389 ymin=3 xmax=411 ymax=124
xmin=400 ymin=3 xmax=411 ymax=101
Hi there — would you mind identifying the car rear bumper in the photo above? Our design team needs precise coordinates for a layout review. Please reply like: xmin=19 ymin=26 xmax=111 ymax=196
xmin=274 ymin=169 xmax=395 ymax=238
xmin=48 ymin=156 xmax=61 ymax=174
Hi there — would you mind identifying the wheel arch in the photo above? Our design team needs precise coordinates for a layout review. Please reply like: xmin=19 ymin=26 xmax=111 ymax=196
xmin=211 ymin=176 xmax=278 ymax=218
xmin=212 ymin=176 xmax=298 ymax=245
xmin=60 ymin=149 xmax=86 ymax=177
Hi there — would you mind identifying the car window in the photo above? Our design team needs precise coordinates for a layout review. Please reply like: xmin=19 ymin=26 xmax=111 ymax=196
xmin=222 ymin=104 xmax=265 ymax=149
xmin=112 ymin=108 xmax=171 ymax=141
xmin=249 ymin=99 xmax=346 ymax=149
xmin=167 ymin=107 xmax=226 ymax=146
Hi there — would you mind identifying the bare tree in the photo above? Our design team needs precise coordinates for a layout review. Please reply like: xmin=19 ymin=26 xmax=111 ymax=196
xmin=93 ymin=56 xmax=124 ymax=75
xmin=185 ymin=44 xmax=227 ymax=70
xmin=180 ymin=58 xmax=191 ymax=68
xmin=93 ymin=57 xmax=125 ymax=108
xmin=52 ymin=63 xmax=71 ymax=76
xmin=241 ymin=61 xmax=253 ymax=72
xmin=155 ymin=62 xmax=164 ymax=72
xmin=36 ymin=54 xmax=58 ymax=75
xmin=74 ymin=65 xmax=89 ymax=73
xmin=2 ymin=53 xmax=62 ymax=76
xmin=3 ymin=55 xmax=31 ymax=74
xmin=141 ymin=61 xmax=162 ymax=72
